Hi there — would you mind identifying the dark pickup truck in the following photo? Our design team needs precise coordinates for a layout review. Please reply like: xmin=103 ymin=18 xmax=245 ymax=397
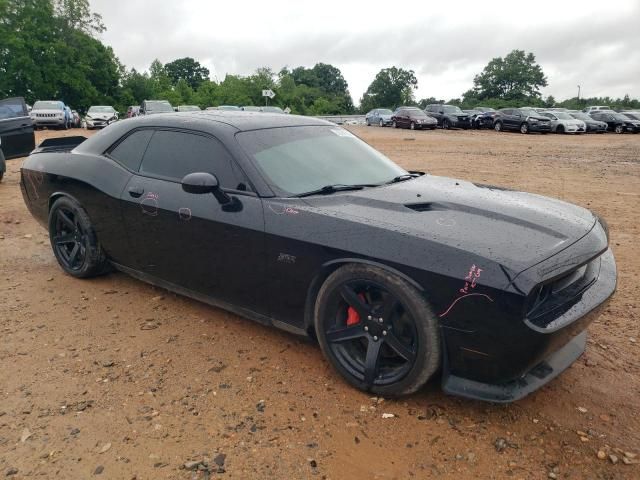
xmin=1 ymin=96 xmax=36 ymax=181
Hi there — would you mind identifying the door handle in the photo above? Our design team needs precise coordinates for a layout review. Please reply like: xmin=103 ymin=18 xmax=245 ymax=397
xmin=128 ymin=186 xmax=144 ymax=198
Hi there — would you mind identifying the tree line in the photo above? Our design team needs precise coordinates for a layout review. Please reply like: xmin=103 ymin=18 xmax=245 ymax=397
xmin=1 ymin=0 xmax=638 ymax=115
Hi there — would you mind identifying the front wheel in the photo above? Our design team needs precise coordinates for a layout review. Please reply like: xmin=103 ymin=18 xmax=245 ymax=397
xmin=48 ymin=197 xmax=110 ymax=278
xmin=494 ymin=121 xmax=503 ymax=132
xmin=366 ymin=119 xmax=371 ymax=126
xmin=520 ymin=122 xmax=529 ymax=134
xmin=392 ymin=120 xmax=397 ymax=128
xmin=315 ymin=264 xmax=441 ymax=396
xmin=410 ymin=122 xmax=415 ymax=130
xmin=379 ymin=119 xmax=384 ymax=127
xmin=442 ymin=119 xmax=449 ymax=130
xmin=614 ymin=124 xmax=624 ymax=134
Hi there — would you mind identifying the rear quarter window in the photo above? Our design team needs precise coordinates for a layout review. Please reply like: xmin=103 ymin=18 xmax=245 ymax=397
xmin=108 ymin=129 xmax=154 ymax=171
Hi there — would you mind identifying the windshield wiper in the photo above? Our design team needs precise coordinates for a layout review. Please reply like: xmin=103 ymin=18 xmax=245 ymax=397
xmin=387 ymin=173 xmax=420 ymax=184
xmin=293 ymin=184 xmax=377 ymax=198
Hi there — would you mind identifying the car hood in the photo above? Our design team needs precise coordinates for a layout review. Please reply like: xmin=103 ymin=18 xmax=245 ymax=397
xmin=86 ymin=112 xmax=116 ymax=120
xmin=303 ymin=175 xmax=595 ymax=274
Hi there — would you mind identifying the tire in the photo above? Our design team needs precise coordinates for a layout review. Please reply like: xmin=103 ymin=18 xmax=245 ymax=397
xmin=48 ymin=197 xmax=110 ymax=278
xmin=494 ymin=121 xmax=503 ymax=132
xmin=614 ymin=124 xmax=623 ymax=134
xmin=556 ymin=125 xmax=565 ymax=134
xmin=366 ymin=119 xmax=371 ymax=126
xmin=314 ymin=264 xmax=440 ymax=396
xmin=410 ymin=122 xmax=415 ymax=130
xmin=0 ymin=171 xmax=3 ymax=182
xmin=379 ymin=119 xmax=384 ymax=127
xmin=520 ymin=123 xmax=529 ymax=134
xmin=392 ymin=120 xmax=397 ymax=128
xmin=442 ymin=119 xmax=450 ymax=130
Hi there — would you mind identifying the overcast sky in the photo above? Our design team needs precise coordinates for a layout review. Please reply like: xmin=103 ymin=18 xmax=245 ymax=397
xmin=90 ymin=0 xmax=640 ymax=105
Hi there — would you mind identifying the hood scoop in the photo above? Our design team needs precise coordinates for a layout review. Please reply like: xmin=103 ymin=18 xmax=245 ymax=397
xmin=405 ymin=202 xmax=433 ymax=212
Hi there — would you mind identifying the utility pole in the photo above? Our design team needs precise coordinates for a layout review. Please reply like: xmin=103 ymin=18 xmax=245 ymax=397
xmin=577 ymin=85 xmax=581 ymax=102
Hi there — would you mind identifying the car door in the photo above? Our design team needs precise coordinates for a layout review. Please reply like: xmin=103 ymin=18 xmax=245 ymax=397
xmin=0 ymin=97 xmax=35 ymax=159
xmin=118 ymin=128 xmax=267 ymax=313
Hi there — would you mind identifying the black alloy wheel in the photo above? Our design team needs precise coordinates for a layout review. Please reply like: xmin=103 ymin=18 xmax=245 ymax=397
xmin=520 ymin=122 xmax=529 ymax=134
xmin=48 ymin=197 xmax=109 ymax=278
xmin=494 ymin=121 xmax=503 ymax=132
xmin=315 ymin=264 xmax=440 ymax=396
xmin=614 ymin=124 xmax=624 ymax=134
xmin=442 ymin=119 xmax=450 ymax=129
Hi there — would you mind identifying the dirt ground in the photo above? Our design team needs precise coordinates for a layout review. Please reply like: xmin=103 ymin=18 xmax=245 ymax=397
xmin=1 ymin=125 xmax=639 ymax=479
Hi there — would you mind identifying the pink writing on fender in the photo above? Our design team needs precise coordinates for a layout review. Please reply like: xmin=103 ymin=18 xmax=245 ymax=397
xmin=459 ymin=264 xmax=482 ymax=294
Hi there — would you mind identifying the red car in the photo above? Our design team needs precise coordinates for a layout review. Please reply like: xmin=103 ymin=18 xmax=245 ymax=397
xmin=391 ymin=107 xmax=437 ymax=130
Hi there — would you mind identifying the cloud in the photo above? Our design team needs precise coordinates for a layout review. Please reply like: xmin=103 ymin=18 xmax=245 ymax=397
xmin=90 ymin=0 xmax=640 ymax=104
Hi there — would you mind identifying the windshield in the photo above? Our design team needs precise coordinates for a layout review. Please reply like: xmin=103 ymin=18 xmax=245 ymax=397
xmin=237 ymin=126 xmax=406 ymax=196
xmin=378 ymin=109 xmax=393 ymax=115
xmin=407 ymin=109 xmax=428 ymax=118
xmin=262 ymin=106 xmax=284 ymax=113
xmin=613 ymin=113 xmax=634 ymax=121
xmin=218 ymin=105 xmax=241 ymax=111
xmin=622 ymin=113 xmax=640 ymax=120
xmin=146 ymin=101 xmax=173 ymax=112
xmin=476 ymin=107 xmax=495 ymax=112
xmin=88 ymin=106 xmax=115 ymax=114
xmin=178 ymin=105 xmax=200 ymax=111
xmin=554 ymin=112 xmax=573 ymax=119
xmin=570 ymin=112 xmax=590 ymax=121
xmin=520 ymin=109 xmax=539 ymax=117
xmin=33 ymin=101 xmax=62 ymax=110
xmin=442 ymin=105 xmax=463 ymax=114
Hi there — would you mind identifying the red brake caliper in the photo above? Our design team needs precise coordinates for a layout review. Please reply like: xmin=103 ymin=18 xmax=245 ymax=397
xmin=346 ymin=293 xmax=367 ymax=326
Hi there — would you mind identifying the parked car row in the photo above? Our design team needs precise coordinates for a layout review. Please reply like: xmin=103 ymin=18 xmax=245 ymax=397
xmin=365 ymin=105 xmax=640 ymax=134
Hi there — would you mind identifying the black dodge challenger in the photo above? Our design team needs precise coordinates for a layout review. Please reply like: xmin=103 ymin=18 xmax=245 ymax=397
xmin=20 ymin=112 xmax=617 ymax=402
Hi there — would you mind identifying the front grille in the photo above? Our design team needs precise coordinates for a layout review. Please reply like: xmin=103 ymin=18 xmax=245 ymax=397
xmin=526 ymin=257 xmax=600 ymax=328
xmin=36 ymin=113 xmax=58 ymax=118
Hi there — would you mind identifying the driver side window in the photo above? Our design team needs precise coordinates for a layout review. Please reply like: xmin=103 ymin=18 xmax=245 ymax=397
xmin=139 ymin=130 xmax=249 ymax=191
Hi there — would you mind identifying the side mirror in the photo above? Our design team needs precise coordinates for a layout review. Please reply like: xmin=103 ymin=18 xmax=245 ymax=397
xmin=181 ymin=172 xmax=232 ymax=205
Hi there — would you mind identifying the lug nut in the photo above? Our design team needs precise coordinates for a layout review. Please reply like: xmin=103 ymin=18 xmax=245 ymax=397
xmin=364 ymin=326 xmax=369 ymax=331
xmin=382 ymin=331 xmax=387 ymax=336
xmin=373 ymin=336 xmax=378 ymax=341
xmin=378 ymin=318 xmax=384 ymax=323
xmin=367 ymin=315 xmax=372 ymax=320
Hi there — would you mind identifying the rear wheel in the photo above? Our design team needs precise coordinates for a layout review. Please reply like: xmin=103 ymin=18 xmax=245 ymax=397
xmin=315 ymin=264 xmax=440 ymax=396
xmin=442 ymin=119 xmax=450 ymax=130
xmin=614 ymin=124 xmax=624 ymax=134
xmin=556 ymin=124 xmax=565 ymax=134
xmin=410 ymin=122 xmax=415 ymax=130
xmin=48 ymin=197 xmax=109 ymax=278
xmin=520 ymin=123 xmax=529 ymax=134
xmin=392 ymin=120 xmax=397 ymax=128
xmin=494 ymin=121 xmax=503 ymax=132
xmin=379 ymin=119 xmax=384 ymax=127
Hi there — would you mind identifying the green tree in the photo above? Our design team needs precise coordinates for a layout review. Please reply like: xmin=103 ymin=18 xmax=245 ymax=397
xmin=53 ymin=0 xmax=105 ymax=35
xmin=164 ymin=57 xmax=210 ymax=89
xmin=360 ymin=67 xmax=418 ymax=112
xmin=469 ymin=50 xmax=547 ymax=102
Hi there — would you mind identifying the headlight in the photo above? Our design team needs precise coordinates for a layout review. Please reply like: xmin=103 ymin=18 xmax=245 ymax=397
xmin=529 ymin=118 xmax=538 ymax=123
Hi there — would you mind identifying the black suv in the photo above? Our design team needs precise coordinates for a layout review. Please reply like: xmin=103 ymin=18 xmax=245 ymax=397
xmin=493 ymin=108 xmax=551 ymax=134
xmin=424 ymin=104 xmax=472 ymax=129
xmin=140 ymin=100 xmax=174 ymax=116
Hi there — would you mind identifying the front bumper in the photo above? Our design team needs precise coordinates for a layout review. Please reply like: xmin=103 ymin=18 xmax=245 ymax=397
xmin=529 ymin=123 xmax=552 ymax=132
xmin=442 ymin=247 xmax=616 ymax=402
xmin=32 ymin=117 xmax=66 ymax=127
